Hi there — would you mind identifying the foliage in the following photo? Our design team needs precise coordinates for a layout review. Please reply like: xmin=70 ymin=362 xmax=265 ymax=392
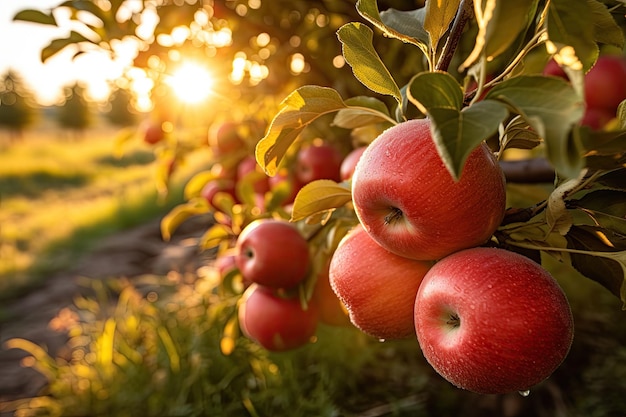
xmin=105 ymin=87 xmax=138 ymax=127
xmin=0 ymin=70 xmax=37 ymax=134
xmin=55 ymin=83 xmax=92 ymax=132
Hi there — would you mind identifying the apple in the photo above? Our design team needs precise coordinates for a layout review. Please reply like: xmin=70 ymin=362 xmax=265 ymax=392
xmin=340 ymin=146 xmax=367 ymax=181
xmin=208 ymin=121 xmax=246 ymax=156
xmin=414 ymin=247 xmax=574 ymax=394
xmin=351 ymin=118 xmax=506 ymax=261
xmin=311 ymin=263 xmax=351 ymax=327
xmin=239 ymin=284 xmax=318 ymax=351
xmin=329 ymin=225 xmax=432 ymax=340
xmin=583 ymin=54 xmax=626 ymax=111
xmin=235 ymin=219 xmax=310 ymax=289
xmin=542 ymin=58 xmax=567 ymax=79
xmin=143 ymin=123 xmax=164 ymax=145
xmin=200 ymin=178 xmax=237 ymax=206
xmin=581 ymin=106 xmax=615 ymax=130
xmin=236 ymin=155 xmax=271 ymax=194
xmin=296 ymin=142 xmax=344 ymax=184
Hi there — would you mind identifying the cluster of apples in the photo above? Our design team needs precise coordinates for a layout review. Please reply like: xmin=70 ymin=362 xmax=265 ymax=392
xmin=543 ymin=54 xmax=626 ymax=130
xmin=329 ymin=118 xmax=575 ymax=395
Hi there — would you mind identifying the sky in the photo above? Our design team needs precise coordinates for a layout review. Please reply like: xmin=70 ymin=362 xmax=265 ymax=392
xmin=0 ymin=0 xmax=126 ymax=105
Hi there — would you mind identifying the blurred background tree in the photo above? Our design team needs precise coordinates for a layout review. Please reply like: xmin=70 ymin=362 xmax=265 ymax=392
xmin=0 ymin=70 xmax=37 ymax=140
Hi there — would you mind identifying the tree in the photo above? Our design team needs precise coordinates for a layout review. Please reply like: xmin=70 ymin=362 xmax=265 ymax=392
xmin=105 ymin=87 xmax=138 ymax=127
xmin=9 ymin=0 xmax=626 ymax=415
xmin=0 ymin=69 xmax=37 ymax=139
xmin=56 ymin=83 xmax=92 ymax=137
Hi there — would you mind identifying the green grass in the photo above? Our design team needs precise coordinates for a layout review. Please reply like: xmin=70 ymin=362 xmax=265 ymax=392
xmin=0 ymin=120 xmax=210 ymax=299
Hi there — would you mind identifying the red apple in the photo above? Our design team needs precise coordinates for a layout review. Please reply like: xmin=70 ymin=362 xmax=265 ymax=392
xmin=268 ymin=168 xmax=305 ymax=205
xmin=200 ymin=178 xmax=237 ymax=206
xmin=581 ymin=106 xmax=615 ymax=130
xmin=296 ymin=142 xmax=344 ymax=184
xmin=351 ymin=118 xmax=506 ymax=261
xmin=235 ymin=219 xmax=310 ymax=289
xmin=542 ymin=59 xmax=567 ymax=79
xmin=208 ymin=121 xmax=246 ymax=156
xmin=239 ymin=284 xmax=318 ymax=351
xmin=584 ymin=54 xmax=626 ymax=111
xmin=236 ymin=155 xmax=271 ymax=194
xmin=329 ymin=225 xmax=432 ymax=340
xmin=414 ymin=247 xmax=574 ymax=394
xmin=340 ymin=146 xmax=367 ymax=181
xmin=144 ymin=123 xmax=164 ymax=145
xmin=311 ymin=263 xmax=351 ymax=327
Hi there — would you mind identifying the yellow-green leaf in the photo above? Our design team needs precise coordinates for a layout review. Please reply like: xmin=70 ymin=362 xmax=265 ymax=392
xmin=160 ymin=198 xmax=210 ymax=241
xmin=291 ymin=180 xmax=352 ymax=222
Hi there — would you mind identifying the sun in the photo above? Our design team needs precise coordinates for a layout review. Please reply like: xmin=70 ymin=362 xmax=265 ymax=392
xmin=167 ymin=62 xmax=215 ymax=104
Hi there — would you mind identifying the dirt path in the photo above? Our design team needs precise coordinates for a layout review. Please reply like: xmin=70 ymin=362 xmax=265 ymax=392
xmin=0 ymin=215 xmax=215 ymax=409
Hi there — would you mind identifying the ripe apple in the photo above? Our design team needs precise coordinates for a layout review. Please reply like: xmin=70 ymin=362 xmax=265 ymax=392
xmin=200 ymin=178 xmax=237 ymax=206
xmin=311 ymin=263 xmax=351 ymax=327
xmin=239 ymin=284 xmax=318 ymax=351
xmin=340 ymin=146 xmax=367 ymax=181
xmin=144 ymin=123 xmax=164 ymax=145
xmin=581 ymin=106 xmax=615 ymax=130
xmin=583 ymin=54 xmax=626 ymax=111
xmin=329 ymin=225 xmax=432 ymax=340
xmin=208 ymin=121 xmax=246 ymax=156
xmin=414 ymin=247 xmax=574 ymax=394
xmin=296 ymin=142 xmax=344 ymax=184
xmin=236 ymin=155 xmax=271 ymax=194
xmin=235 ymin=219 xmax=310 ymax=289
xmin=351 ymin=118 xmax=506 ymax=261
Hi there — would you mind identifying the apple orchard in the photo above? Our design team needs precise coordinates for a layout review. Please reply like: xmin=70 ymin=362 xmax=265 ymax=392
xmin=10 ymin=0 xmax=626 ymax=415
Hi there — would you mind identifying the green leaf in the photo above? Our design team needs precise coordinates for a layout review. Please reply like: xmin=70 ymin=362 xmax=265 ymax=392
xmin=13 ymin=9 xmax=57 ymax=26
xmin=589 ymin=0 xmax=624 ymax=49
xmin=255 ymin=86 xmax=347 ymax=176
xmin=41 ymin=31 xmax=97 ymax=62
xmin=424 ymin=0 xmax=461 ymax=54
xmin=565 ymin=225 xmax=626 ymax=303
xmin=581 ymin=130 xmax=626 ymax=171
xmin=291 ymin=180 xmax=352 ymax=223
xmin=160 ymin=199 xmax=210 ymax=241
xmin=356 ymin=0 xmax=429 ymax=52
xmin=500 ymin=116 xmax=542 ymax=150
xmin=333 ymin=96 xmax=394 ymax=129
xmin=200 ymin=223 xmax=233 ymax=250
xmin=59 ymin=0 xmax=108 ymax=23
xmin=408 ymin=72 xmax=507 ymax=179
xmin=546 ymin=0 xmax=599 ymax=72
xmin=407 ymin=71 xmax=464 ymax=113
xmin=461 ymin=0 xmax=536 ymax=70
xmin=570 ymin=190 xmax=626 ymax=220
xmin=183 ymin=170 xmax=219 ymax=200
xmin=337 ymin=23 xmax=402 ymax=106
xmin=485 ymin=75 xmax=585 ymax=179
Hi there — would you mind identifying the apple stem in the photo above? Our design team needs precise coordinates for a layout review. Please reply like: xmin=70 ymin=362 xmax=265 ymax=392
xmin=384 ymin=207 xmax=404 ymax=225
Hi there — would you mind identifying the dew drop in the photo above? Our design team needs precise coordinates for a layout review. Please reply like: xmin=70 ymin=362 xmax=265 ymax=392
xmin=378 ymin=338 xmax=386 ymax=343
xmin=519 ymin=390 xmax=530 ymax=397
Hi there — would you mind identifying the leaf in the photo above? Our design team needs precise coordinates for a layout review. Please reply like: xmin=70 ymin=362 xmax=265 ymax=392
xmin=407 ymin=71 xmax=464 ymax=113
xmin=566 ymin=225 xmax=626 ymax=303
xmin=337 ymin=23 xmax=402 ymax=106
xmin=582 ymin=130 xmax=626 ymax=171
xmin=570 ymin=189 xmax=626 ymax=220
xmin=356 ymin=0 xmax=429 ymax=52
xmin=13 ymin=9 xmax=57 ymax=26
xmin=424 ymin=0 xmax=461 ymax=54
xmin=200 ymin=223 xmax=233 ymax=250
xmin=500 ymin=116 xmax=542 ymax=150
xmin=41 ymin=31 xmax=97 ymax=62
xmin=408 ymin=72 xmax=508 ymax=179
xmin=594 ymin=168 xmax=626 ymax=191
xmin=484 ymin=75 xmax=585 ymax=179
xmin=333 ymin=96 xmax=394 ymax=129
xmin=546 ymin=0 xmax=598 ymax=72
xmin=460 ymin=0 xmax=536 ymax=70
xmin=588 ymin=0 xmax=624 ymax=49
xmin=59 ymin=0 xmax=109 ymax=23
xmin=291 ymin=180 xmax=352 ymax=223
xmin=546 ymin=175 xmax=581 ymax=235
xmin=183 ymin=170 xmax=220 ymax=200
xmin=160 ymin=199 xmax=210 ymax=241
xmin=255 ymin=86 xmax=346 ymax=176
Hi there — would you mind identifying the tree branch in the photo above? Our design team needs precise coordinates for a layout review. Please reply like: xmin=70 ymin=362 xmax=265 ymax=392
xmin=499 ymin=158 xmax=555 ymax=184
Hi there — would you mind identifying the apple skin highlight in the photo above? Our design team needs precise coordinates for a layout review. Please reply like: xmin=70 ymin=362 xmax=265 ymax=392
xmin=351 ymin=118 xmax=506 ymax=261
xmin=414 ymin=247 xmax=574 ymax=394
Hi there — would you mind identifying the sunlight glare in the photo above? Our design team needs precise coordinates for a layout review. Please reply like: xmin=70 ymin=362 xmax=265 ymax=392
xmin=167 ymin=62 xmax=214 ymax=104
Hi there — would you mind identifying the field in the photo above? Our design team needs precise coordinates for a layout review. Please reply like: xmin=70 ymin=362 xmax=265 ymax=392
xmin=0 ymin=118 xmax=208 ymax=300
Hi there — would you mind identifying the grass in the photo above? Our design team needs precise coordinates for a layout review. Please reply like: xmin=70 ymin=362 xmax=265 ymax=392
xmin=0 ymin=119 xmax=210 ymax=300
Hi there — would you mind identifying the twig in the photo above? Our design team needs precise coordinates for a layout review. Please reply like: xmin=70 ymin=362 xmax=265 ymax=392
xmin=435 ymin=0 xmax=474 ymax=72
xmin=499 ymin=158 xmax=555 ymax=184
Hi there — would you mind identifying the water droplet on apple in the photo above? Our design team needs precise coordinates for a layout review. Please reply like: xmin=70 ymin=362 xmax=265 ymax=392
xmin=519 ymin=390 xmax=530 ymax=397
xmin=378 ymin=338 xmax=386 ymax=343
